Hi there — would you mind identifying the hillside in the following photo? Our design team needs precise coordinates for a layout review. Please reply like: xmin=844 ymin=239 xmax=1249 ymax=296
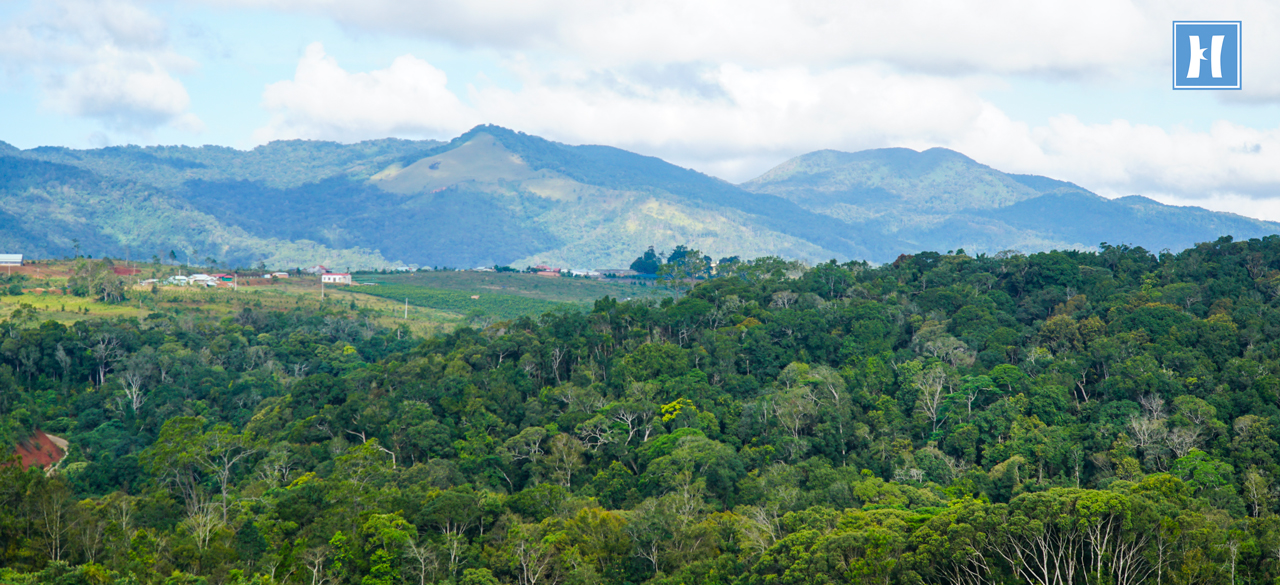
xmin=741 ymin=146 xmax=1280 ymax=257
xmin=2 ymin=127 xmax=1278 ymax=268
xmin=0 ymin=156 xmax=392 ymax=269
xmin=7 ymin=240 xmax=1280 ymax=583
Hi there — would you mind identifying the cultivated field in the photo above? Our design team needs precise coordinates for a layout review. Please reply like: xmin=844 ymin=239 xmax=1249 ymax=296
xmin=0 ymin=261 xmax=672 ymax=332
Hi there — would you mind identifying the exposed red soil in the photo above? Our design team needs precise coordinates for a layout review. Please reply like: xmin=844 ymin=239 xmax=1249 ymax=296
xmin=12 ymin=430 xmax=68 ymax=470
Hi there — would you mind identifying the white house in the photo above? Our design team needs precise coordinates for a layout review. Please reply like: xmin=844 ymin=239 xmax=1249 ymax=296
xmin=0 ymin=254 xmax=22 ymax=266
xmin=188 ymin=274 xmax=217 ymax=287
xmin=321 ymin=273 xmax=352 ymax=285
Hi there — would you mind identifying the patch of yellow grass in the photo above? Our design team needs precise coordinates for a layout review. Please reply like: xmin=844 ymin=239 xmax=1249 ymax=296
xmin=2 ymin=279 xmax=465 ymax=335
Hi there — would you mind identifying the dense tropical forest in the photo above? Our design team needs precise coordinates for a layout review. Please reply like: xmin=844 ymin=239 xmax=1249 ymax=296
xmin=7 ymin=236 xmax=1280 ymax=584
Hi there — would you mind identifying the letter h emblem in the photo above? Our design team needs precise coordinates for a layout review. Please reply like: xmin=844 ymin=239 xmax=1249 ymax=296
xmin=1174 ymin=21 xmax=1241 ymax=90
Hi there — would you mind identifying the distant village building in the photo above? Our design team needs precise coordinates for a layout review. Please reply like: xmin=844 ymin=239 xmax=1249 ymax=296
xmin=303 ymin=265 xmax=329 ymax=275
xmin=321 ymin=273 xmax=352 ymax=285
xmin=270 ymin=272 xmax=290 ymax=278
xmin=0 ymin=254 xmax=22 ymax=266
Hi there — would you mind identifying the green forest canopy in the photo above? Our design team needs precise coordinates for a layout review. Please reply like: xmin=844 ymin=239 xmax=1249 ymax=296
xmin=5 ymin=236 xmax=1280 ymax=583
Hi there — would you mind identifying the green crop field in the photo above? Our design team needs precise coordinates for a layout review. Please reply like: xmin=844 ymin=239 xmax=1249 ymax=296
xmin=354 ymin=283 xmax=574 ymax=321
xmin=354 ymin=270 xmax=670 ymax=305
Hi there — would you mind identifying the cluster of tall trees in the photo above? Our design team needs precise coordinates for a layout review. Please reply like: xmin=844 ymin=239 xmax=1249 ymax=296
xmin=6 ymin=236 xmax=1280 ymax=583
xmin=628 ymin=245 xmax=728 ymax=277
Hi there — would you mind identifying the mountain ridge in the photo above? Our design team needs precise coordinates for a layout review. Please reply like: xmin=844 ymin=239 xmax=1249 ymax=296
xmin=739 ymin=144 xmax=1280 ymax=258
xmin=0 ymin=125 xmax=1276 ymax=268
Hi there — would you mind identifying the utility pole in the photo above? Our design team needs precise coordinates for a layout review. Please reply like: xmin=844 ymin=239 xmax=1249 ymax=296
xmin=404 ymin=298 xmax=408 ymax=319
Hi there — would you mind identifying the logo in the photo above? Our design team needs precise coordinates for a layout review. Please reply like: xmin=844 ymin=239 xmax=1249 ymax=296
xmin=1173 ymin=21 xmax=1241 ymax=89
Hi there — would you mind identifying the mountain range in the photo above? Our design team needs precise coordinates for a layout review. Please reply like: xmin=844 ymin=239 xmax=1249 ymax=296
xmin=2 ymin=125 xmax=1276 ymax=269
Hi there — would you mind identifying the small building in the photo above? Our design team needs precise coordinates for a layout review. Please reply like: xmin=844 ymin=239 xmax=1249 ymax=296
xmin=536 ymin=271 xmax=561 ymax=278
xmin=270 ymin=272 xmax=290 ymax=278
xmin=321 ymin=273 xmax=352 ymax=285
xmin=303 ymin=265 xmax=329 ymax=275
xmin=0 ymin=254 xmax=21 ymax=266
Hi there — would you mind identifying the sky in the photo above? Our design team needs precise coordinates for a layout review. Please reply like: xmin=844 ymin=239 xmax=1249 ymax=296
xmin=3 ymin=1 xmax=1280 ymax=220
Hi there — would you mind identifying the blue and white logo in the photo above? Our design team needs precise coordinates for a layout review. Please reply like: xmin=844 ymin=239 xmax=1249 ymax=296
xmin=1173 ymin=21 xmax=1241 ymax=90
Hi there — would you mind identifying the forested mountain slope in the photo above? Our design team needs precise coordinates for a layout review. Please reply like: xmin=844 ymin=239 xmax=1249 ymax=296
xmin=6 ymin=237 xmax=1280 ymax=583
xmin=742 ymin=146 xmax=1280 ymax=257
xmin=3 ymin=127 xmax=1279 ymax=267
xmin=192 ymin=125 xmax=881 ymax=268
xmin=0 ymin=155 xmax=391 ymax=269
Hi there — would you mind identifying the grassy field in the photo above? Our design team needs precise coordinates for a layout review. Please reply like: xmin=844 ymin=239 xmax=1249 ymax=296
xmin=351 ymin=271 xmax=671 ymax=322
xmin=0 ymin=291 xmax=147 ymax=324
xmin=354 ymin=284 xmax=570 ymax=321
xmin=0 ymin=286 xmax=464 ymax=337
xmin=0 ymin=262 xmax=466 ymax=336
xmin=356 ymin=271 xmax=670 ymax=304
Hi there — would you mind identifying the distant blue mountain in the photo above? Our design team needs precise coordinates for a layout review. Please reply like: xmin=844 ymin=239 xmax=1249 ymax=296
xmin=742 ymin=146 xmax=1280 ymax=259
xmin=1 ymin=126 xmax=1276 ymax=267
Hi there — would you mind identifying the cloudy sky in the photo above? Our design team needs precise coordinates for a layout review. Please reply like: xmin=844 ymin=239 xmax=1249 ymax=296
xmin=2 ymin=1 xmax=1279 ymax=219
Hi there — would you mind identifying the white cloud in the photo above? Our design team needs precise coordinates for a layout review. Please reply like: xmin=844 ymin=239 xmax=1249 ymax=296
xmin=0 ymin=0 xmax=201 ymax=136
xmin=1152 ymin=193 xmax=1280 ymax=223
xmin=254 ymin=42 xmax=477 ymax=142
xmin=197 ymin=0 xmax=1280 ymax=108
xmin=204 ymin=0 xmax=1159 ymax=75
xmin=46 ymin=46 xmax=201 ymax=133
